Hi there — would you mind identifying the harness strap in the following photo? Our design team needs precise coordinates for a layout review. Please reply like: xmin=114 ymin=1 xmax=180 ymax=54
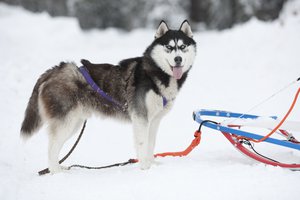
xmin=162 ymin=96 xmax=168 ymax=107
xmin=78 ymin=66 xmax=168 ymax=109
xmin=79 ymin=66 xmax=125 ymax=110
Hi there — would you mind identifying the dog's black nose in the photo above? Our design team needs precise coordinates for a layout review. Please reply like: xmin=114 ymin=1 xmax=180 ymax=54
xmin=174 ymin=56 xmax=182 ymax=65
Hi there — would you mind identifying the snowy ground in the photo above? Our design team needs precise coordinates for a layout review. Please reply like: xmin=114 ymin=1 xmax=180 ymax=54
xmin=1 ymin=2 xmax=300 ymax=200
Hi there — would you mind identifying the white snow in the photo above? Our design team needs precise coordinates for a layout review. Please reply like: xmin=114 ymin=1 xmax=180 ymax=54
xmin=1 ymin=2 xmax=300 ymax=200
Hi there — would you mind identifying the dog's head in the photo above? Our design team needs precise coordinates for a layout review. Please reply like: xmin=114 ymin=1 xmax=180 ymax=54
xmin=146 ymin=20 xmax=196 ymax=80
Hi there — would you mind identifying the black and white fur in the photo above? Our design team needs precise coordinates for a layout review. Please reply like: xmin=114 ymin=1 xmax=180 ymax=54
xmin=21 ymin=20 xmax=197 ymax=173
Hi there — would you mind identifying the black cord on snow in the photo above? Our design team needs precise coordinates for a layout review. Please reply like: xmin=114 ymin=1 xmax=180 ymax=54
xmin=68 ymin=159 xmax=137 ymax=170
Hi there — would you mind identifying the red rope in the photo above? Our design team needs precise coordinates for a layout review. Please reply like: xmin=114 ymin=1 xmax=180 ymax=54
xmin=154 ymin=130 xmax=201 ymax=158
xmin=130 ymin=130 xmax=202 ymax=164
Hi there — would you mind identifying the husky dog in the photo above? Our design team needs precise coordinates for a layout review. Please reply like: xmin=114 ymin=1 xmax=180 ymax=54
xmin=21 ymin=20 xmax=197 ymax=173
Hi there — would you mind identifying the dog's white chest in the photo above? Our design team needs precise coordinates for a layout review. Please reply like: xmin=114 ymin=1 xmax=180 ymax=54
xmin=159 ymin=78 xmax=178 ymax=102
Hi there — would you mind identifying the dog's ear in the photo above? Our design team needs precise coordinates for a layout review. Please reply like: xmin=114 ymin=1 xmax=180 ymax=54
xmin=155 ymin=20 xmax=169 ymax=39
xmin=179 ymin=20 xmax=193 ymax=38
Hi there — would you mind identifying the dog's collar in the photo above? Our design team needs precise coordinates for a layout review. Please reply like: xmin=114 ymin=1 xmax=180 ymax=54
xmin=79 ymin=66 xmax=168 ymax=110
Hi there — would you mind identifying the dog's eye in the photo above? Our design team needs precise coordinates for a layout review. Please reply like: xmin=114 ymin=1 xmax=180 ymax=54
xmin=179 ymin=45 xmax=187 ymax=50
xmin=165 ymin=45 xmax=173 ymax=51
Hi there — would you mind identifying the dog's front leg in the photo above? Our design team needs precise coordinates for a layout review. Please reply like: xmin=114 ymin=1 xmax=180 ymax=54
xmin=147 ymin=117 xmax=162 ymax=163
xmin=132 ymin=116 xmax=152 ymax=170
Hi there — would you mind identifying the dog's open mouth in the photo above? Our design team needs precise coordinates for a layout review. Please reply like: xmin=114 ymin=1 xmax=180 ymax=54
xmin=171 ymin=66 xmax=183 ymax=80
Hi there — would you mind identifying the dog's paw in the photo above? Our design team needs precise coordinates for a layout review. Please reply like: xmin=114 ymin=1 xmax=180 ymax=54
xmin=139 ymin=159 xmax=152 ymax=170
xmin=140 ymin=162 xmax=151 ymax=170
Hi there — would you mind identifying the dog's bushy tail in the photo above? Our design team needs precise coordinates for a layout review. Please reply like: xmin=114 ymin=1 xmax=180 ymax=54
xmin=21 ymin=78 xmax=43 ymax=138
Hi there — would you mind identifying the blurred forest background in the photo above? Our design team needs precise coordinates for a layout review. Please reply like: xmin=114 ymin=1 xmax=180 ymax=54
xmin=0 ymin=0 xmax=288 ymax=30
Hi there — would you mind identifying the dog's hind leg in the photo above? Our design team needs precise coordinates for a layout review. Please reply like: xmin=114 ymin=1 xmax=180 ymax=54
xmin=47 ymin=116 xmax=85 ymax=174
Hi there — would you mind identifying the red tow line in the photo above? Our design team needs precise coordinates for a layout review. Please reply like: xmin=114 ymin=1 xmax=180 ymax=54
xmin=130 ymin=130 xmax=202 ymax=164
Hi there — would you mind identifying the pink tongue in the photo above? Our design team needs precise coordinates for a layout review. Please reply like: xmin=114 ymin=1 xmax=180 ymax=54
xmin=173 ymin=67 xmax=183 ymax=80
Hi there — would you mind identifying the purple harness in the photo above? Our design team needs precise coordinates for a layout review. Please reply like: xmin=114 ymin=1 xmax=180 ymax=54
xmin=79 ymin=66 xmax=168 ymax=110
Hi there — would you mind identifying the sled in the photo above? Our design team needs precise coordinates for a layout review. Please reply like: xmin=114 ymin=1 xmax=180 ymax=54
xmin=193 ymin=109 xmax=300 ymax=170
xmin=192 ymin=86 xmax=300 ymax=170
